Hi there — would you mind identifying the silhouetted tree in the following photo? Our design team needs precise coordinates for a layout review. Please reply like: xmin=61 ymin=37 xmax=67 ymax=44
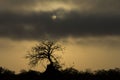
xmin=26 ymin=40 xmax=63 ymax=71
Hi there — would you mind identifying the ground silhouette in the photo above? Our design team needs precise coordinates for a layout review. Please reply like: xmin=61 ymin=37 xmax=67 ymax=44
xmin=0 ymin=66 xmax=120 ymax=80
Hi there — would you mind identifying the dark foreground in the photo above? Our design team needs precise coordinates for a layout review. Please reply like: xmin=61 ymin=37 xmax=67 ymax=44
xmin=0 ymin=66 xmax=120 ymax=80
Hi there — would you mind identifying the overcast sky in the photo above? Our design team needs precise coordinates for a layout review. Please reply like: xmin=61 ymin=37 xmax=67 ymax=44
xmin=0 ymin=0 xmax=120 ymax=73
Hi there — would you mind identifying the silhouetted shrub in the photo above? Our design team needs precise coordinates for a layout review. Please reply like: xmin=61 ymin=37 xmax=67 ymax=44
xmin=0 ymin=67 xmax=15 ymax=80
xmin=16 ymin=69 xmax=41 ymax=80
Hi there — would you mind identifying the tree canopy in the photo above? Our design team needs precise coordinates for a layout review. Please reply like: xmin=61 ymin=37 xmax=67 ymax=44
xmin=26 ymin=40 xmax=63 ymax=70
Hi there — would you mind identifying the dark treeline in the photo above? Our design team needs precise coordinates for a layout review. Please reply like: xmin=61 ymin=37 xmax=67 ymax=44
xmin=0 ymin=66 xmax=120 ymax=80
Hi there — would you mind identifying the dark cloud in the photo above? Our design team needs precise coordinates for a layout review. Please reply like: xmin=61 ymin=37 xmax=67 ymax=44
xmin=0 ymin=0 xmax=120 ymax=14
xmin=0 ymin=0 xmax=74 ymax=12
xmin=0 ymin=10 xmax=120 ymax=40
xmin=0 ymin=0 xmax=120 ymax=40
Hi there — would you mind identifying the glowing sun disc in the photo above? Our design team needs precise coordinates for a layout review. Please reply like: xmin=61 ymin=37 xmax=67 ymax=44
xmin=52 ymin=15 xmax=57 ymax=20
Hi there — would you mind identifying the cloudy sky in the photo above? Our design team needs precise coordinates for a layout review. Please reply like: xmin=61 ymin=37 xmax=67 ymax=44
xmin=0 ymin=0 xmax=120 ymax=73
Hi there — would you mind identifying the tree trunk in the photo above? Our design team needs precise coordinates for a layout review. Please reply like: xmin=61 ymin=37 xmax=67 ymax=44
xmin=48 ymin=54 xmax=53 ymax=65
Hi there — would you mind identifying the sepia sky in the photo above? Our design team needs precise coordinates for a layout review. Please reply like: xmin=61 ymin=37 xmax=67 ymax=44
xmin=0 ymin=0 xmax=120 ymax=73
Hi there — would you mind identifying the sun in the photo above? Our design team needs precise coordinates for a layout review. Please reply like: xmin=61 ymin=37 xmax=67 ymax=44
xmin=52 ymin=15 xmax=57 ymax=20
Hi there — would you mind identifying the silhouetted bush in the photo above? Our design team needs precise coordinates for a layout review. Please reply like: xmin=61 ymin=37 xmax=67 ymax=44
xmin=0 ymin=67 xmax=15 ymax=80
xmin=16 ymin=69 xmax=41 ymax=80
xmin=94 ymin=68 xmax=120 ymax=80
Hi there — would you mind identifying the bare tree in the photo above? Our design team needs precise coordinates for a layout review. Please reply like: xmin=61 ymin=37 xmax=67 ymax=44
xmin=26 ymin=40 xmax=63 ymax=70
